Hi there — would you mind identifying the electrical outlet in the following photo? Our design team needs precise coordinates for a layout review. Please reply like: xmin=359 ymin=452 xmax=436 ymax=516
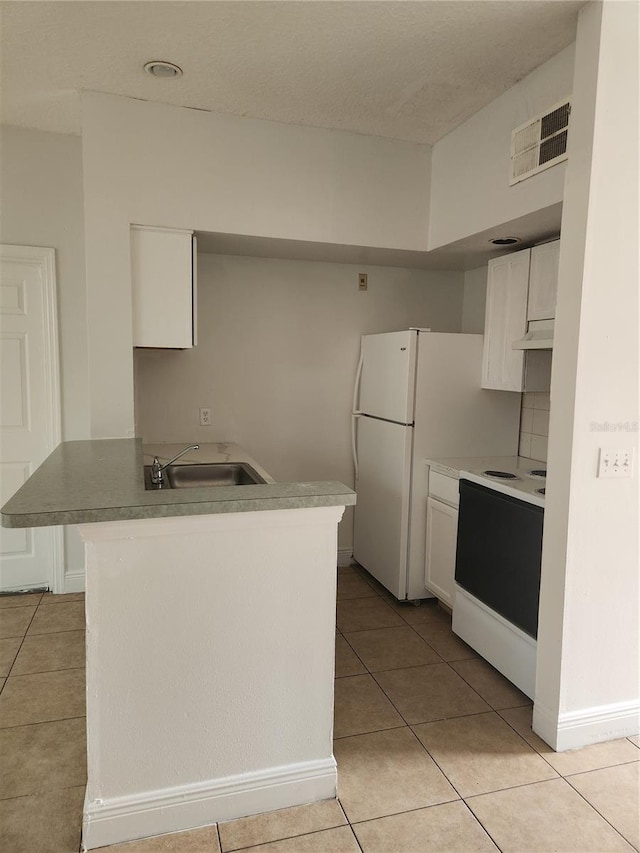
xmin=358 ymin=273 xmax=368 ymax=291
xmin=597 ymin=448 xmax=634 ymax=478
xmin=199 ymin=407 xmax=211 ymax=427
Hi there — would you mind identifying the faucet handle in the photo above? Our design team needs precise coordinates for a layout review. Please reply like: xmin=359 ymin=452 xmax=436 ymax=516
xmin=150 ymin=456 xmax=163 ymax=484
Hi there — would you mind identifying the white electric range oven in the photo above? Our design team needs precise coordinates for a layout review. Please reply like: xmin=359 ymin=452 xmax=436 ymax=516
xmin=452 ymin=460 xmax=546 ymax=699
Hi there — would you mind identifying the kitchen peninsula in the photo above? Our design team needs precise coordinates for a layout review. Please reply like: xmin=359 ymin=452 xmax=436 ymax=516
xmin=1 ymin=439 xmax=355 ymax=850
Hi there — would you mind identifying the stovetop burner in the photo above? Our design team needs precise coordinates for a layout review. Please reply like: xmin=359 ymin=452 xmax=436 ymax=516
xmin=528 ymin=469 xmax=547 ymax=479
xmin=537 ymin=487 xmax=546 ymax=495
xmin=483 ymin=470 xmax=520 ymax=480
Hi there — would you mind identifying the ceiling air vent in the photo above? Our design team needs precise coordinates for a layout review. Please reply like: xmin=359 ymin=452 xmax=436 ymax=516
xmin=510 ymin=100 xmax=571 ymax=185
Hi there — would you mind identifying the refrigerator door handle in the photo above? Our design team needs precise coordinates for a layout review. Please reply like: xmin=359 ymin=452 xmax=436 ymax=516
xmin=352 ymin=413 xmax=362 ymax=480
xmin=352 ymin=342 xmax=364 ymax=415
xmin=351 ymin=341 xmax=365 ymax=480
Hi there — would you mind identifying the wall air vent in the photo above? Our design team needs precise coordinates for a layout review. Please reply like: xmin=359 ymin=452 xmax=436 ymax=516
xmin=510 ymin=100 xmax=571 ymax=185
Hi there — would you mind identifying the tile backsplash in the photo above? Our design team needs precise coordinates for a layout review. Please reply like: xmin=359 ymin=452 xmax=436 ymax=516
xmin=519 ymin=392 xmax=550 ymax=461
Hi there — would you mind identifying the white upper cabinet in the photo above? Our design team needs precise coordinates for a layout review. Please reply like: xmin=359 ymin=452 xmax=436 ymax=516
xmin=527 ymin=240 xmax=560 ymax=321
xmin=131 ymin=225 xmax=196 ymax=349
xmin=481 ymin=248 xmax=530 ymax=391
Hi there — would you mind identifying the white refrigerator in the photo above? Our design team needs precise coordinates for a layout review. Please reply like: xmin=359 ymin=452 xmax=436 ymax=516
xmin=352 ymin=329 xmax=521 ymax=601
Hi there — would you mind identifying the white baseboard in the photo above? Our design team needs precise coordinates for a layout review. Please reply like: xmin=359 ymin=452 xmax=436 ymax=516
xmin=337 ymin=548 xmax=354 ymax=567
xmin=82 ymin=757 xmax=337 ymax=851
xmin=64 ymin=568 xmax=85 ymax=594
xmin=533 ymin=698 xmax=640 ymax=752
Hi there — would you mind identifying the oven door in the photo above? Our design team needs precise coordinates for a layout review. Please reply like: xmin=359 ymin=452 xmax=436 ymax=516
xmin=455 ymin=479 xmax=544 ymax=638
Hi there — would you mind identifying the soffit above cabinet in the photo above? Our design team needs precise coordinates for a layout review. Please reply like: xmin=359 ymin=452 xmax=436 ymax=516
xmin=195 ymin=203 xmax=562 ymax=272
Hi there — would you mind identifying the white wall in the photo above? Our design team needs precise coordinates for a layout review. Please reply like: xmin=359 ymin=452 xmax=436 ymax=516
xmin=429 ymin=44 xmax=575 ymax=249
xmin=134 ymin=254 xmax=464 ymax=552
xmin=0 ymin=125 xmax=88 ymax=584
xmin=81 ymin=93 xmax=432 ymax=439
xmin=460 ymin=266 xmax=487 ymax=334
xmin=534 ymin=0 xmax=639 ymax=749
xmin=81 ymin=507 xmax=341 ymax=848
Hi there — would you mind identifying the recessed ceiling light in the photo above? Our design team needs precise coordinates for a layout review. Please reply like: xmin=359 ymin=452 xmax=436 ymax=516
xmin=144 ymin=60 xmax=183 ymax=79
xmin=489 ymin=237 xmax=521 ymax=246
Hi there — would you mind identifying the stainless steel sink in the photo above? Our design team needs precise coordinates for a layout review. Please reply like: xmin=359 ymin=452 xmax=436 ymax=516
xmin=144 ymin=462 xmax=266 ymax=490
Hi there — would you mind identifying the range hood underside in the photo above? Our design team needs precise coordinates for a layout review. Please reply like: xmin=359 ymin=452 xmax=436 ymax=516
xmin=512 ymin=319 xmax=554 ymax=350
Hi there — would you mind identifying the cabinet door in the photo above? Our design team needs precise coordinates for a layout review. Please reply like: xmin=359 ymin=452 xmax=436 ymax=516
xmin=481 ymin=249 xmax=530 ymax=392
xmin=424 ymin=497 xmax=458 ymax=607
xmin=528 ymin=240 xmax=560 ymax=321
xmin=131 ymin=225 xmax=195 ymax=348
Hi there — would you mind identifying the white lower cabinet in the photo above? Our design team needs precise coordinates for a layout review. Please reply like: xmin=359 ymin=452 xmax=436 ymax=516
xmin=424 ymin=470 xmax=459 ymax=607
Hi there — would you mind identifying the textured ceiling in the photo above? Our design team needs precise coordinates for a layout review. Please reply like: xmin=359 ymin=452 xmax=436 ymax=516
xmin=0 ymin=1 xmax=582 ymax=143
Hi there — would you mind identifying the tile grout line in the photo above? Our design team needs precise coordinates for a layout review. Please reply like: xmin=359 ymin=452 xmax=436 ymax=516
xmin=0 ymin=711 xmax=87 ymax=732
xmin=493 ymin=707 xmax=639 ymax=780
xmin=339 ymin=641 xmax=447 ymax=676
xmin=335 ymin=798 xmax=366 ymax=853
xmin=346 ymin=795 xmax=462 ymax=827
xmin=341 ymin=621 xmax=448 ymax=661
xmin=563 ymin=766 xmax=640 ymax=848
xmin=0 ymin=713 xmax=87 ymax=733
xmin=496 ymin=708 xmax=570 ymax=778
xmin=333 ymin=722 xmax=407 ymax=741
xmin=560 ymin=756 xmax=640 ymax=779
xmin=222 ymin=821 xmax=359 ymax=853
xmin=446 ymin=662 xmax=531 ymax=716
xmin=6 ymin=662 xmax=86 ymax=679
xmin=403 ymin=722 xmax=468 ymax=802
xmin=2 ymin=600 xmax=43 ymax=690
xmin=463 ymin=773 xmax=637 ymax=851
xmin=369 ymin=661 xmax=495 ymax=728
xmin=336 ymin=578 xmax=448 ymax=628
xmin=459 ymin=798 xmax=505 ymax=852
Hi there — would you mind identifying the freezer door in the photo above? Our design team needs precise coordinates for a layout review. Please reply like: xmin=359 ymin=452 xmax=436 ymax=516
xmin=359 ymin=330 xmax=416 ymax=423
xmin=353 ymin=416 xmax=413 ymax=600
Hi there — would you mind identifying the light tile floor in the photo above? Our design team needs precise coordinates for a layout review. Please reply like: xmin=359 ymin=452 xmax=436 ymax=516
xmin=0 ymin=574 xmax=637 ymax=852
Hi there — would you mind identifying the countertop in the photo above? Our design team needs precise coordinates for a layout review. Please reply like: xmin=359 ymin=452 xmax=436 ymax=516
xmin=1 ymin=439 xmax=356 ymax=528
xmin=425 ymin=456 xmax=543 ymax=479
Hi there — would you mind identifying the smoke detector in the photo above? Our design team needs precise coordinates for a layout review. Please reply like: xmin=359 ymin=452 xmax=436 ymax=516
xmin=144 ymin=60 xmax=183 ymax=79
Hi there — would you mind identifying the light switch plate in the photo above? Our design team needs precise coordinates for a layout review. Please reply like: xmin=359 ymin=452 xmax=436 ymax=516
xmin=597 ymin=448 xmax=634 ymax=478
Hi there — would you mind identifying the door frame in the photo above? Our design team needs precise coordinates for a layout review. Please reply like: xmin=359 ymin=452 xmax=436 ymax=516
xmin=1 ymin=244 xmax=64 ymax=592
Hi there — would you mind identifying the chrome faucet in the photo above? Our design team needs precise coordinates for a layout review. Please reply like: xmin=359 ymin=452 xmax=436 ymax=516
xmin=150 ymin=444 xmax=199 ymax=486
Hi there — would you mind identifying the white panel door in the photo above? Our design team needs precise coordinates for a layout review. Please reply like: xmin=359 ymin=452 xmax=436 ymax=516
xmin=359 ymin=330 xmax=416 ymax=423
xmin=0 ymin=246 xmax=62 ymax=591
xmin=353 ymin=416 xmax=413 ymax=600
